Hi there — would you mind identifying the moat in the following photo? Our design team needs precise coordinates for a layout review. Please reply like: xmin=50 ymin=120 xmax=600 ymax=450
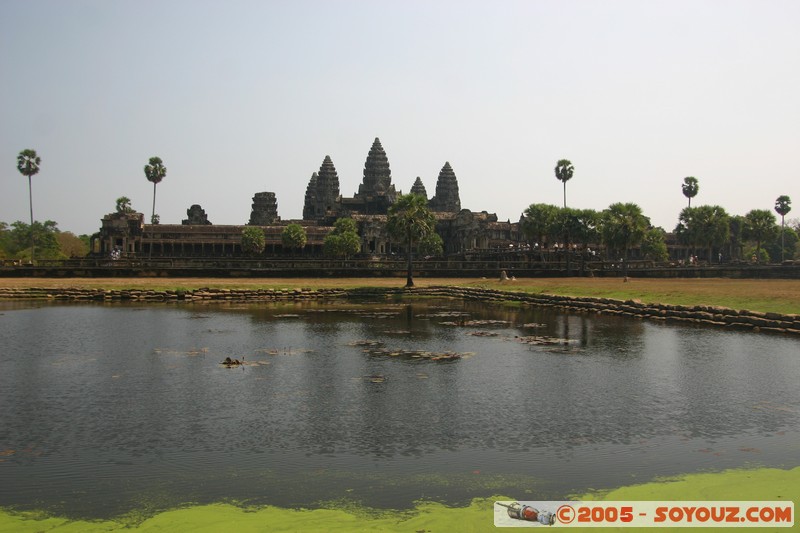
xmin=0 ymin=298 xmax=798 ymax=521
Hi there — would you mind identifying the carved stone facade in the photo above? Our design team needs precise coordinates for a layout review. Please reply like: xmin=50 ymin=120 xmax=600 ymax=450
xmin=182 ymin=204 xmax=211 ymax=225
xmin=248 ymin=192 xmax=279 ymax=226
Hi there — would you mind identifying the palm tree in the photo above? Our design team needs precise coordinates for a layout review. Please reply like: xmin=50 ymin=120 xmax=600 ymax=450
xmin=387 ymin=194 xmax=437 ymax=287
xmin=774 ymin=195 xmax=792 ymax=262
xmin=601 ymin=202 xmax=649 ymax=276
xmin=743 ymin=209 xmax=778 ymax=262
xmin=144 ymin=156 xmax=166 ymax=258
xmin=144 ymin=157 xmax=167 ymax=225
xmin=554 ymin=159 xmax=574 ymax=208
xmin=17 ymin=149 xmax=41 ymax=263
xmin=682 ymin=177 xmax=699 ymax=207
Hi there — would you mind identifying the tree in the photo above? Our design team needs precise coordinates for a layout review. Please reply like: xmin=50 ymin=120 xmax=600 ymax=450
xmin=743 ymin=209 xmax=778 ymax=262
xmin=521 ymin=203 xmax=559 ymax=260
xmin=6 ymin=220 xmax=61 ymax=260
xmin=601 ymin=202 xmax=649 ymax=275
xmin=774 ymin=195 xmax=792 ymax=262
xmin=682 ymin=177 xmax=699 ymax=207
xmin=641 ymin=227 xmax=669 ymax=262
xmin=387 ymin=193 xmax=437 ymax=287
xmin=144 ymin=157 xmax=166 ymax=225
xmin=56 ymin=231 xmax=89 ymax=258
xmin=765 ymin=227 xmax=798 ymax=263
xmin=324 ymin=218 xmax=361 ymax=259
xmin=675 ymin=205 xmax=730 ymax=262
xmin=241 ymin=226 xmax=266 ymax=256
xmin=418 ymin=232 xmax=444 ymax=257
xmin=281 ymin=223 xmax=307 ymax=254
xmin=17 ymin=149 xmax=41 ymax=262
xmin=116 ymin=196 xmax=134 ymax=213
xmin=554 ymin=159 xmax=574 ymax=208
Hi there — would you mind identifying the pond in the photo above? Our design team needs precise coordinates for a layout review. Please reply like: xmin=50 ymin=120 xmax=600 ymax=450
xmin=0 ymin=297 xmax=798 ymax=520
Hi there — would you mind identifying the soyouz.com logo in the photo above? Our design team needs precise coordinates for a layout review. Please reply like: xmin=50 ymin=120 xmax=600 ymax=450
xmin=494 ymin=501 xmax=794 ymax=527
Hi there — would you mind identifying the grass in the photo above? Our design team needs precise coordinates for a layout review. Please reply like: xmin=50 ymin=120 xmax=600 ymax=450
xmin=1 ymin=277 xmax=799 ymax=315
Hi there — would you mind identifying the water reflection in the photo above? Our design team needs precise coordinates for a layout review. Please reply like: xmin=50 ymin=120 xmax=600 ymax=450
xmin=0 ymin=299 xmax=798 ymax=519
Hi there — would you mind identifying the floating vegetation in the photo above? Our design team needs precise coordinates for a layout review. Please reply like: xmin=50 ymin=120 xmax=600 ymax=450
xmin=364 ymin=348 xmax=470 ymax=361
xmin=347 ymin=340 xmax=384 ymax=347
xmin=274 ymin=313 xmax=302 ymax=318
xmin=220 ymin=357 xmax=244 ymax=367
xmin=521 ymin=322 xmax=547 ymax=328
xmin=254 ymin=348 xmax=314 ymax=356
xmin=355 ymin=374 xmax=387 ymax=383
xmin=415 ymin=311 xmax=470 ymax=319
xmin=440 ymin=319 xmax=510 ymax=327
xmin=153 ymin=347 xmax=209 ymax=356
xmin=466 ymin=331 xmax=499 ymax=337
xmin=382 ymin=329 xmax=411 ymax=335
xmin=513 ymin=335 xmax=577 ymax=346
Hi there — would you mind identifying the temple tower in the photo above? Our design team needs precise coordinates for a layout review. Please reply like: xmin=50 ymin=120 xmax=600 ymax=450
xmin=302 ymin=172 xmax=318 ymax=220
xmin=314 ymin=156 xmax=340 ymax=218
xmin=354 ymin=137 xmax=397 ymax=213
xmin=248 ymin=192 xmax=279 ymax=225
xmin=182 ymin=204 xmax=211 ymax=225
xmin=429 ymin=162 xmax=461 ymax=212
xmin=410 ymin=177 xmax=428 ymax=199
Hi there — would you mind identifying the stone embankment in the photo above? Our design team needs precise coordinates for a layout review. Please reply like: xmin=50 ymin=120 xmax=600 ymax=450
xmin=2 ymin=286 xmax=799 ymax=336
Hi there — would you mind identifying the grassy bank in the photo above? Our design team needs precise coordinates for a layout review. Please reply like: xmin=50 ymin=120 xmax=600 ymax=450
xmin=2 ymin=277 xmax=799 ymax=314
xmin=1 ymin=466 xmax=796 ymax=532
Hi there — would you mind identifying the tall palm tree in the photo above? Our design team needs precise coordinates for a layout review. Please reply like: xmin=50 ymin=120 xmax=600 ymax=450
xmin=144 ymin=157 xmax=166 ymax=258
xmin=682 ymin=177 xmax=699 ymax=207
xmin=554 ymin=159 xmax=574 ymax=208
xmin=144 ymin=156 xmax=167 ymax=225
xmin=16 ymin=149 xmax=41 ymax=263
xmin=775 ymin=195 xmax=792 ymax=262
xmin=387 ymin=193 xmax=437 ymax=287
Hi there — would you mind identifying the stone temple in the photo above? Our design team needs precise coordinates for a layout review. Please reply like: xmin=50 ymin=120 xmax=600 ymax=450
xmin=91 ymin=137 xmax=520 ymax=257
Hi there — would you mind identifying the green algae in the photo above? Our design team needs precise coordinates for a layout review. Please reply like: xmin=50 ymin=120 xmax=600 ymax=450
xmin=2 ymin=466 xmax=797 ymax=532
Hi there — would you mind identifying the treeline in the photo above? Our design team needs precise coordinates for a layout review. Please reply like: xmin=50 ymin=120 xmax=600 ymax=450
xmin=520 ymin=203 xmax=799 ymax=263
xmin=0 ymin=221 xmax=90 ymax=261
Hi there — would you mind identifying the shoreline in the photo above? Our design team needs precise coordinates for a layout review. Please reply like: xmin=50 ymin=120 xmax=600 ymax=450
xmin=2 ymin=284 xmax=799 ymax=335
xmin=1 ymin=466 xmax=797 ymax=532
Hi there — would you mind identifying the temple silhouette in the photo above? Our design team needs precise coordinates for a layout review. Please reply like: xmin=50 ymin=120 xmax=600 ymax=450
xmin=91 ymin=137 xmax=520 ymax=258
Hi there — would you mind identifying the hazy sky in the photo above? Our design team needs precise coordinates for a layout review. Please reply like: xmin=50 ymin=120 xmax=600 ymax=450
xmin=2 ymin=0 xmax=798 ymax=236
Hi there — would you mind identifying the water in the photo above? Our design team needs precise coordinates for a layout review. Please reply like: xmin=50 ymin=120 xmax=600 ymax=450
xmin=0 ymin=298 xmax=798 ymax=520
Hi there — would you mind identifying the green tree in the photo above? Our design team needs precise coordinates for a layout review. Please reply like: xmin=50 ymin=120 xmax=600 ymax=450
xmin=324 ymin=218 xmax=361 ymax=258
xmin=116 ymin=196 xmax=135 ymax=213
xmin=682 ymin=176 xmax=699 ymax=208
xmin=554 ymin=159 xmax=574 ymax=208
xmin=0 ymin=222 xmax=9 ymax=259
xmin=418 ymin=231 xmax=444 ymax=257
xmin=17 ymin=149 xmax=41 ymax=262
xmin=241 ymin=226 xmax=266 ymax=256
xmin=743 ymin=209 xmax=778 ymax=262
xmin=765 ymin=227 xmax=798 ymax=263
xmin=641 ymin=227 xmax=669 ymax=262
xmin=281 ymin=223 xmax=307 ymax=254
xmin=521 ymin=203 xmax=559 ymax=260
xmin=7 ymin=220 xmax=61 ymax=260
xmin=774 ymin=195 xmax=792 ymax=262
xmin=728 ymin=215 xmax=746 ymax=261
xmin=675 ymin=205 xmax=730 ymax=262
xmin=601 ymin=202 xmax=649 ymax=274
xmin=144 ymin=157 xmax=166 ymax=225
xmin=387 ymin=194 xmax=437 ymax=287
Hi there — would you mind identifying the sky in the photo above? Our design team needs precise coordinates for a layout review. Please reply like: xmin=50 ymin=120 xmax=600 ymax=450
xmin=1 ymin=0 xmax=798 ymax=236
